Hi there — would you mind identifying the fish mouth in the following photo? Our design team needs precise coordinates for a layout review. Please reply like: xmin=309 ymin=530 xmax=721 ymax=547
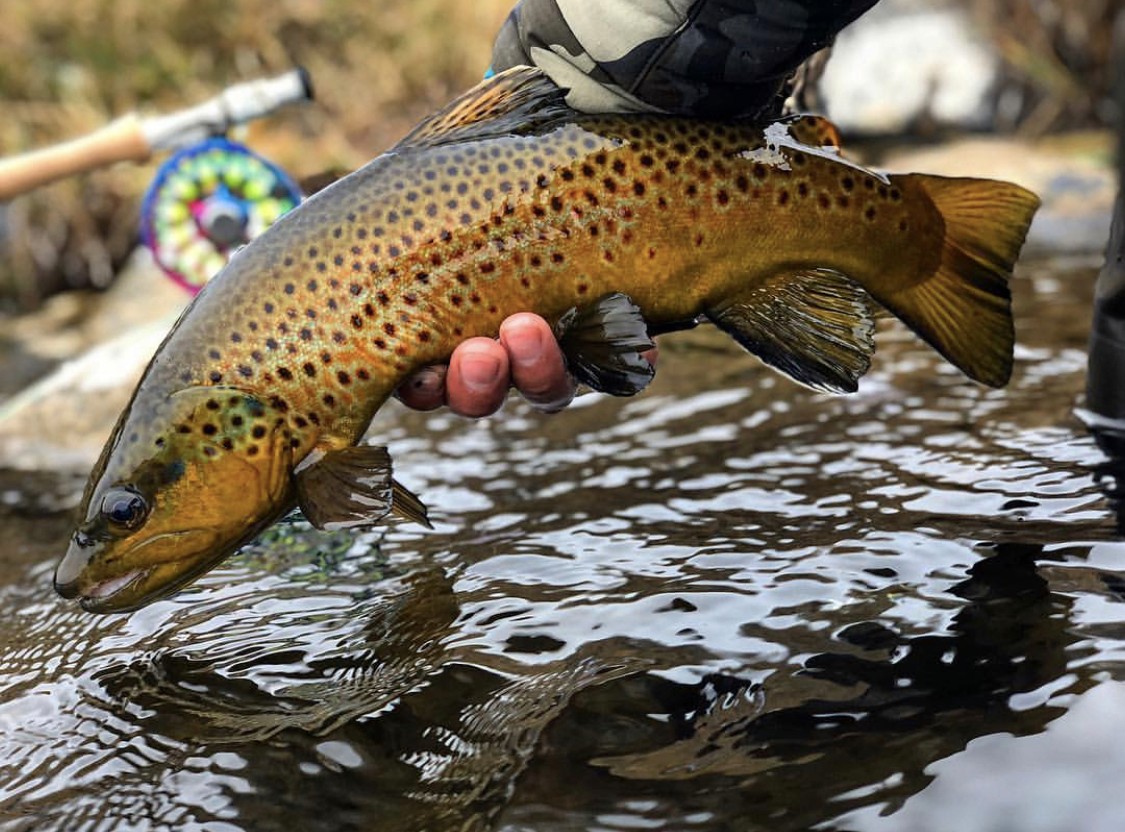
xmin=76 ymin=568 xmax=152 ymax=612
xmin=55 ymin=528 xmax=223 ymax=614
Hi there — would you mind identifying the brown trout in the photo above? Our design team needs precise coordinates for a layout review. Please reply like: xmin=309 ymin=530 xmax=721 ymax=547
xmin=55 ymin=68 xmax=1039 ymax=612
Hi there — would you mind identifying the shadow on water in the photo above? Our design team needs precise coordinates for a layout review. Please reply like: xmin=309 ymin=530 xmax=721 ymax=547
xmin=3 ymin=256 xmax=1125 ymax=831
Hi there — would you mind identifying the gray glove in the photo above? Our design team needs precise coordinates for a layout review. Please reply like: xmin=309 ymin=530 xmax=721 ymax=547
xmin=490 ymin=0 xmax=880 ymax=119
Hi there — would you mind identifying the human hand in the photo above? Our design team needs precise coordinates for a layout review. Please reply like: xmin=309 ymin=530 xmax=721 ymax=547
xmin=396 ymin=313 xmax=577 ymax=418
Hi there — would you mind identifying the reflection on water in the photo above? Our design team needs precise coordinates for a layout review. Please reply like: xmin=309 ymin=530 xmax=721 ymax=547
xmin=2 ymin=258 xmax=1125 ymax=831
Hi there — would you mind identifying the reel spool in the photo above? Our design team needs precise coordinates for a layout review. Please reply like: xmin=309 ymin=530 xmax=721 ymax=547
xmin=140 ymin=137 xmax=302 ymax=293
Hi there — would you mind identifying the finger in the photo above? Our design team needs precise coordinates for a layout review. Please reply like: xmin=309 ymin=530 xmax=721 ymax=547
xmin=395 ymin=364 xmax=448 ymax=411
xmin=499 ymin=313 xmax=575 ymax=412
xmin=446 ymin=337 xmax=511 ymax=418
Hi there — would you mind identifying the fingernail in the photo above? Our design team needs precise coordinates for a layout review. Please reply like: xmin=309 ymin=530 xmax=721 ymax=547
xmin=461 ymin=353 xmax=504 ymax=391
xmin=411 ymin=367 xmax=444 ymax=393
xmin=508 ymin=325 xmax=546 ymax=368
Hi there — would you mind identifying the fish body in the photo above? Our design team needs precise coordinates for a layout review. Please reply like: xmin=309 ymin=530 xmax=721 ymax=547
xmin=55 ymin=68 xmax=1040 ymax=612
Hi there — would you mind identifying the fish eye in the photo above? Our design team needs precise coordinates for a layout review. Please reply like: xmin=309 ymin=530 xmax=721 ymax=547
xmin=100 ymin=487 xmax=149 ymax=530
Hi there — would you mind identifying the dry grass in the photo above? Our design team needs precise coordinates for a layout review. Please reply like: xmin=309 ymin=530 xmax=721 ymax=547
xmin=0 ymin=0 xmax=512 ymax=309
xmin=970 ymin=0 xmax=1117 ymax=134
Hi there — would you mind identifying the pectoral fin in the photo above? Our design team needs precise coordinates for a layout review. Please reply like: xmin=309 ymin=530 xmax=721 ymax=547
xmin=708 ymin=270 xmax=876 ymax=394
xmin=295 ymin=445 xmax=431 ymax=531
xmin=555 ymin=292 xmax=656 ymax=396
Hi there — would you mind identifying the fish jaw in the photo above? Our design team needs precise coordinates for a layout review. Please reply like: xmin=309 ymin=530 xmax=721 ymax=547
xmin=55 ymin=527 xmax=229 ymax=613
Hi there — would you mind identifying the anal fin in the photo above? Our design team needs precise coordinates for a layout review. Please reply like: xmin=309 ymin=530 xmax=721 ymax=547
xmin=708 ymin=270 xmax=876 ymax=393
xmin=295 ymin=445 xmax=431 ymax=531
xmin=555 ymin=292 xmax=656 ymax=396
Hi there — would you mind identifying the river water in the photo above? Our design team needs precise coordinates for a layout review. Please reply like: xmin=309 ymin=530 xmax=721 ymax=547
xmin=2 ymin=255 xmax=1124 ymax=831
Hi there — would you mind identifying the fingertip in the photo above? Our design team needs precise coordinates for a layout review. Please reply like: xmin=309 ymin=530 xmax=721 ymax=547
xmin=396 ymin=365 xmax=448 ymax=411
xmin=447 ymin=338 xmax=511 ymax=418
xmin=499 ymin=313 xmax=574 ymax=412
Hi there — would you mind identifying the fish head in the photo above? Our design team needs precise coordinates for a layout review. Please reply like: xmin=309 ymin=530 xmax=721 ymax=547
xmin=55 ymin=386 xmax=296 ymax=613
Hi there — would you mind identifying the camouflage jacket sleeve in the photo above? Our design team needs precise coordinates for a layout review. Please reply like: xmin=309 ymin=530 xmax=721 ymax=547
xmin=489 ymin=0 xmax=879 ymax=120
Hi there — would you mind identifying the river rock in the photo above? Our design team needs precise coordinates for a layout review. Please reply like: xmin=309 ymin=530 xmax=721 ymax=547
xmin=819 ymin=0 xmax=1000 ymax=134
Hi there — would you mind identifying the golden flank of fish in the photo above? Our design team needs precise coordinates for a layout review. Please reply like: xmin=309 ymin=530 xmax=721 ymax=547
xmin=55 ymin=68 xmax=1040 ymax=612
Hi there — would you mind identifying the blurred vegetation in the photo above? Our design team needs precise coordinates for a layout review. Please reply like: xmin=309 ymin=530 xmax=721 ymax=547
xmin=0 ymin=0 xmax=512 ymax=310
xmin=0 ymin=0 xmax=1118 ymax=311
xmin=972 ymin=0 xmax=1117 ymax=133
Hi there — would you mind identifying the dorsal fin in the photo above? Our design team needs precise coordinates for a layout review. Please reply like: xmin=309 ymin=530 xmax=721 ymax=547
xmin=394 ymin=66 xmax=571 ymax=151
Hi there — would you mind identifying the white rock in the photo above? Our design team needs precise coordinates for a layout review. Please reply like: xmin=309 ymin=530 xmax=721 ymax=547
xmin=821 ymin=3 xmax=999 ymax=134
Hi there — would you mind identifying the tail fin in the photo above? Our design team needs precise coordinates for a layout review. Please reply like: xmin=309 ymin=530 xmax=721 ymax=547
xmin=882 ymin=174 xmax=1040 ymax=387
